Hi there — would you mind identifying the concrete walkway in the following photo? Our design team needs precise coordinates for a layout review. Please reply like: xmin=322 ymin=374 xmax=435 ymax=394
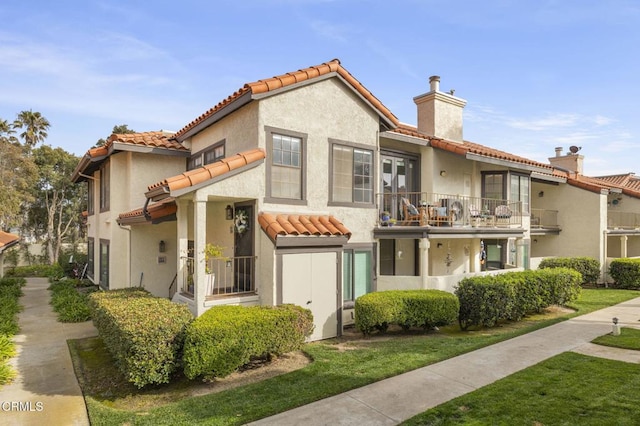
xmin=250 ymin=297 xmax=640 ymax=426
xmin=0 ymin=277 xmax=97 ymax=426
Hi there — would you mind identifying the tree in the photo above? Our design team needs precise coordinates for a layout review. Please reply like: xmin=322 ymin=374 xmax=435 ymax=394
xmin=0 ymin=119 xmax=18 ymax=144
xmin=26 ymin=145 xmax=84 ymax=264
xmin=95 ymin=124 xmax=136 ymax=147
xmin=13 ymin=109 xmax=51 ymax=148
xmin=0 ymin=138 xmax=37 ymax=230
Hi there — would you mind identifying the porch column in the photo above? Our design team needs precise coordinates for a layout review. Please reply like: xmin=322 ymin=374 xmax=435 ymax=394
xmin=621 ymin=235 xmax=628 ymax=258
xmin=469 ymin=239 xmax=479 ymax=272
xmin=193 ymin=196 xmax=207 ymax=316
xmin=176 ymin=198 xmax=189 ymax=296
xmin=420 ymin=238 xmax=430 ymax=289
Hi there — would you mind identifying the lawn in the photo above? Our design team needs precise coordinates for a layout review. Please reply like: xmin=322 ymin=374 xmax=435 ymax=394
xmin=71 ymin=288 xmax=640 ymax=425
xmin=592 ymin=326 xmax=640 ymax=350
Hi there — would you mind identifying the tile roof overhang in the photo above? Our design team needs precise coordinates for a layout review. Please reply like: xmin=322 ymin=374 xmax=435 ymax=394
xmin=258 ymin=213 xmax=351 ymax=247
xmin=146 ymin=148 xmax=266 ymax=201
xmin=0 ymin=231 xmax=20 ymax=253
xmin=71 ymin=131 xmax=189 ymax=183
xmin=174 ymin=59 xmax=399 ymax=141
xmin=117 ymin=197 xmax=177 ymax=226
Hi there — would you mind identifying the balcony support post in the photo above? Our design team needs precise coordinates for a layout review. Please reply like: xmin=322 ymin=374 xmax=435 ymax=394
xmin=420 ymin=238 xmax=430 ymax=289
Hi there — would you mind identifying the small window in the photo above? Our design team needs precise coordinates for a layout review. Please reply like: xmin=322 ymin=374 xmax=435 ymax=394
xmin=187 ymin=155 xmax=202 ymax=171
xmin=99 ymin=160 xmax=110 ymax=212
xmin=99 ymin=239 xmax=109 ymax=289
xmin=87 ymin=179 xmax=95 ymax=215
xmin=87 ymin=238 xmax=95 ymax=280
xmin=204 ymin=142 xmax=225 ymax=165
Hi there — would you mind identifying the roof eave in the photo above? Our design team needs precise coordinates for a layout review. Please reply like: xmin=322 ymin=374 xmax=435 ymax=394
xmin=465 ymin=152 xmax=552 ymax=174
xmin=176 ymin=91 xmax=253 ymax=142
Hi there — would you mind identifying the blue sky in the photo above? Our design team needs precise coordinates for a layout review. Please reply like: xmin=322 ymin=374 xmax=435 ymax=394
xmin=1 ymin=0 xmax=639 ymax=176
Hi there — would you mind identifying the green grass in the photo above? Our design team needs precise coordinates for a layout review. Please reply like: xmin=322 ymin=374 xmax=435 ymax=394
xmin=49 ymin=279 xmax=96 ymax=322
xmin=401 ymin=352 xmax=640 ymax=425
xmin=72 ymin=288 xmax=640 ymax=425
xmin=593 ymin=327 xmax=640 ymax=350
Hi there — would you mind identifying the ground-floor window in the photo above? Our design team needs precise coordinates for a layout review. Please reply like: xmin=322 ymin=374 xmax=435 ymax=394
xmin=482 ymin=239 xmax=505 ymax=270
xmin=380 ymin=239 xmax=418 ymax=276
xmin=343 ymin=246 xmax=374 ymax=302
xmin=87 ymin=238 xmax=94 ymax=280
xmin=99 ymin=239 xmax=109 ymax=288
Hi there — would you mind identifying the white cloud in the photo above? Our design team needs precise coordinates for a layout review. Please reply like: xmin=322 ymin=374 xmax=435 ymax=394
xmin=310 ymin=20 xmax=352 ymax=43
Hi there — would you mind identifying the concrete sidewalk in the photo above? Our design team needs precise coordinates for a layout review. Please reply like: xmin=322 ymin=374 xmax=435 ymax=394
xmin=0 ymin=277 xmax=97 ymax=426
xmin=250 ymin=297 xmax=640 ymax=426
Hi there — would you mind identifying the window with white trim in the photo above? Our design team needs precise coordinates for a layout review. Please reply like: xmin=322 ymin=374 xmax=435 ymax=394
xmin=331 ymin=143 xmax=374 ymax=205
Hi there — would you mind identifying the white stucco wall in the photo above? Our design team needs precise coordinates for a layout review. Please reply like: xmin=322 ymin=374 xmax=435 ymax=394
xmin=130 ymin=221 xmax=177 ymax=297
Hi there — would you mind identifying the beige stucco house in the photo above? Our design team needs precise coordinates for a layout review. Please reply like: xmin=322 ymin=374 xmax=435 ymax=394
xmin=72 ymin=58 xmax=640 ymax=340
xmin=0 ymin=231 xmax=20 ymax=278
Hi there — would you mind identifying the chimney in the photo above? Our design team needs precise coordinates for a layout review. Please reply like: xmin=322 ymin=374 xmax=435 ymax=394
xmin=414 ymin=76 xmax=467 ymax=142
xmin=549 ymin=147 xmax=584 ymax=174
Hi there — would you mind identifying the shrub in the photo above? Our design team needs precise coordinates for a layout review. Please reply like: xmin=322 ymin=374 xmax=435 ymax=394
xmin=0 ymin=277 xmax=24 ymax=385
xmin=609 ymin=258 xmax=640 ymax=289
xmin=355 ymin=290 xmax=459 ymax=336
xmin=6 ymin=264 xmax=64 ymax=279
xmin=539 ymin=257 xmax=600 ymax=285
xmin=49 ymin=279 xmax=96 ymax=322
xmin=183 ymin=304 xmax=313 ymax=380
xmin=88 ymin=288 xmax=193 ymax=388
xmin=456 ymin=269 xmax=581 ymax=330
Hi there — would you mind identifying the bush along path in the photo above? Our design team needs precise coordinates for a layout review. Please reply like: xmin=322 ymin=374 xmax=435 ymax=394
xmin=0 ymin=277 xmax=97 ymax=426
xmin=0 ymin=276 xmax=25 ymax=386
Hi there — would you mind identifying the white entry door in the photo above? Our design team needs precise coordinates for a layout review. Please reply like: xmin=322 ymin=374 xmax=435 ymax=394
xmin=281 ymin=252 xmax=338 ymax=341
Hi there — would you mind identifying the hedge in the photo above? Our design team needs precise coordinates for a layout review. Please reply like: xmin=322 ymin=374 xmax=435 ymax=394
xmin=456 ymin=268 xmax=582 ymax=330
xmin=609 ymin=258 xmax=640 ymax=289
xmin=0 ymin=277 xmax=24 ymax=385
xmin=183 ymin=304 xmax=313 ymax=380
xmin=88 ymin=288 xmax=193 ymax=388
xmin=538 ymin=257 xmax=600 ymax=285
xmin=49 ymin=279 xmax=96 ymax=322
xmin=355 ymin=290 xmax=459 ymax=336
xmin=5 ymin=264 xmax=64 ymax=279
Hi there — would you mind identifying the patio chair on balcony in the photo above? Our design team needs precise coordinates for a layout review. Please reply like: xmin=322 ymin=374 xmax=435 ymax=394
xmin=495 ymin=205 xmax=512 ymax=225
xmin=401 ymin=197 xmax=425 ymax=225
xmin=469 ymin=205 xmax=482 ymax=227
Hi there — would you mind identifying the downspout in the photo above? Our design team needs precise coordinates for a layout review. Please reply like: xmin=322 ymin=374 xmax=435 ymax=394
xmin=603 ymin=229 xmax=608 ymax=287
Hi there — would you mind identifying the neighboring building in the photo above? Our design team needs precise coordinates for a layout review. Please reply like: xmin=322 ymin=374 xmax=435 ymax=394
xmin=71 ymin=132 xmax=190 ymax=293
xmin=0 ymin=231 xmax=20 ymax=278
xmin=72 ymin=59 xmax=640 ymax=340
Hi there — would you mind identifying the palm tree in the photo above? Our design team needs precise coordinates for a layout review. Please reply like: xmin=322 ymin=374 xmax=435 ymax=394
xmin=0 ymin=119 xmax=18 ymax=144
xmin=13 ymin=110 xmax=51 ymax=147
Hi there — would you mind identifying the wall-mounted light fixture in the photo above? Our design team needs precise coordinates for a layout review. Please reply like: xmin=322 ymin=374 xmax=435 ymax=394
xmin=159 ymin=240 xmax=166 ymax=253
xmin=533 ymin=239 xmax=538 ymax=244
xmin=397 ymin=250 xmax=403 ymax=259
xmin=538 ymin=191 xmax=544 ymax=197
xmin=225 ymin=204 xmax=234 ymax=220
xmin=439 ymin=170 xmax=447 ymax=177
xmin=437 ymin=243 xmax=443 ymax=248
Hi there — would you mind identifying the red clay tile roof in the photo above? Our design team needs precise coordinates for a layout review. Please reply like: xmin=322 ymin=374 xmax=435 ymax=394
xmin=258 ymin=213 xmax=351 ymax=242
xmin=87 ymin=131 xmax=186 ymax=159
xmin=0 ymin=231 xmax=19 ymax=251
xmin=174 ymin=59 xmax=399 ymax=139
xmin=594 ymin=173 xmax=640 ymax=192
xmin=117 ymin=197 xmax=177 ymax=225
xmin=146 ymin=148 xmax=266 ymax=197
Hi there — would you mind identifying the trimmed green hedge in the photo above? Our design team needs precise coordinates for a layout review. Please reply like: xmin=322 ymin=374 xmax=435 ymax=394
xmin=456 ymin=268 xmax=581 ymax=330
xmin=0 ymin=277 xmax=24 ymax=385
xmin=88 ymin=288 xmax=193 ymax=388
xmin=183 ymin=304 xmax=313 ymax=380
xmin=538 ymin=257 xmax=600 ymax=285
xmin=355 ymin=290 xmax=459 ymax=336
xmin=609 ymin=258 xmax=640 ymax=289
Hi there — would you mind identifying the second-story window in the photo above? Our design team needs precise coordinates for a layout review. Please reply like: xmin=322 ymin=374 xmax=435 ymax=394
xmin=99 ymin=160 xmax=110 ymax=212
xmin=510 ymin=173 xmax=530 ymax=213
xmin=87 ymin=179 xmax=95 ymax=215
xmin=188 ymin=140 xmax=226 ymax=170
xmin=330 ymin=141 xmax=374 ymax=205
xmin=265 ymin=126 xmax=307 ymax=203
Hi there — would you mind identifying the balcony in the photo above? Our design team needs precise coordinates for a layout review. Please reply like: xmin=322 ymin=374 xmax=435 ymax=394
xmin=608 ymin=211 xmax=640 ymax=230
xmin=181 ymin=255 xmax=256 ymax=299
xmin=531 ymin=208 xmax=560 ymax=230
xmin=378 ymin=192 xmax=522 ymax=229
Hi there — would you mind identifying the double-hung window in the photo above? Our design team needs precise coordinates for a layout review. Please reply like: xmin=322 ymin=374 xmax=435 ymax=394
xmin=87 ymin=179 xmax=95 ymax=216
xmin=188 ymin=140 xmax=225 ymax=170
xmin=330 ymin=140 xmax=374 ymax=205
xmin=99 ymin=161 xmax=110 ymax=212
xmin=266 ymin=127 xmax=306 ymax=203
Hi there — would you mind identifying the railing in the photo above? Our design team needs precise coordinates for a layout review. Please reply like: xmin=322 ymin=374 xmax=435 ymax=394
xmin=608 ymin=211 xmax=640 ymax=229
xmin=530 ymin=208 xmax=560 ymax=229
xmin=181 ymin=255 xmax=256 ymax=297
xmin=377 ymin=192 xmax=522 ymax=228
